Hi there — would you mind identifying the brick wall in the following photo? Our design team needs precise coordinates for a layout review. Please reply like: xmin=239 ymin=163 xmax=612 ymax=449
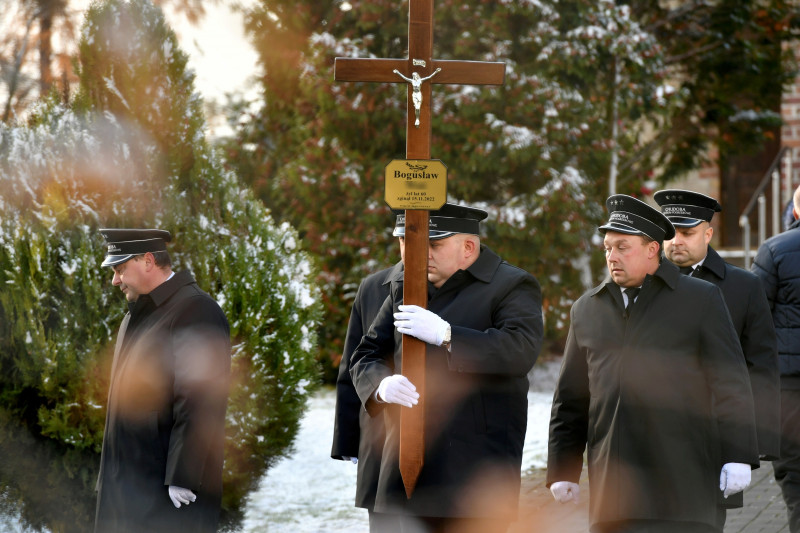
xmin=782 ymin=42 xmax=800 ymax=149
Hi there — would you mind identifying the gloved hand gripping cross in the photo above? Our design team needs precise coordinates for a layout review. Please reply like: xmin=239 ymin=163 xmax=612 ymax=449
xmin=374 ymin=305 xmax=452 ymax=409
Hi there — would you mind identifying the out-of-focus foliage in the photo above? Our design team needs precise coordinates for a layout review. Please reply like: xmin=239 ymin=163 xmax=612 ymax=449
xmin=0 ymin=0 xmax=321 ymax=529
xmin=0 ymin=0 xmax=210 ymax=123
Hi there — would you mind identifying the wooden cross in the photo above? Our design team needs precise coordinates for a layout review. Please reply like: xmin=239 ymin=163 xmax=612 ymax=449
xmin=335 ymin=0 xmax=505 ymax=498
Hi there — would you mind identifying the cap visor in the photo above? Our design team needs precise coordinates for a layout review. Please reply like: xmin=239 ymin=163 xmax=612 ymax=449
xmin=598 ymin=222 xmax=645 ymax=237
xmin=667 ymin=217 xmax=703 ymax=228
xmin=392 ymin=230 xmax=458 ymax=240
xmin=429 ymin=231 xmax=456 ymax=241
xmin=101 ymin=254 xmax=135 ymax=267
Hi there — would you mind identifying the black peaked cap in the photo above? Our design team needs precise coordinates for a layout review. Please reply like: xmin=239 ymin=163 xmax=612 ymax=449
xmin=653 ymin=189 xmax=722 ymax=228
xmin=393 ymin=203 xmax=488 ymax=240
xmin=599 ymin=194 xmax=675 ymax=242
xmin=99 ymin=228 xmax=171 ymax=267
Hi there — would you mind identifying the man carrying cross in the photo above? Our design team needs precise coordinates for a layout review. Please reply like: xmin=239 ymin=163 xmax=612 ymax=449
xmin=334 ymin=0 xmax=507 ymax=502
xmin=350 ymin=203 xmax=543 ymax=533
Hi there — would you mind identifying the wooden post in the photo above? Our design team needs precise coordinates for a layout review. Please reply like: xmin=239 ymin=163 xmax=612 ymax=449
xmin=334 ymin=0 xmax=505 ymax=497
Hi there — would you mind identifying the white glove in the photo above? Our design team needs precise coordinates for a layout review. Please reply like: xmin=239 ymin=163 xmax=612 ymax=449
xmin=376 ymin=375 xmax=419 ymax=408
xmin=168 ymin=485 xmax=196 ymax=508
xmin=550 ymin=481 xmax=580 ymax=504
xmin=720 ymin=462 xmax=751 ymax=498
xmin=394 ymin=305 xmax=450 ymax=346
xmin=343 ymin=456 xmax=358 ymax=464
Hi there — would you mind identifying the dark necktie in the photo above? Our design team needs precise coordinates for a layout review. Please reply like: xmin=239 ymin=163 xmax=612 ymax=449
xmin=624 ymin=287 xmax=640 ymax=317
xmin=679 ymin=266 xmax=695 ymax=276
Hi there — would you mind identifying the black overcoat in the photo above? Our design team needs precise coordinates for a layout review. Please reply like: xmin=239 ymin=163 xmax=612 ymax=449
xmin=690 ymin=246 xmax=780 ymax=460
xmin=331 ymin=261 xmax=403 ymax=510
xmin=351 ymin=246 xmax=543 ymax=519
xmin=547 ymin=261 xmax=759 ymax=530
xmin=95 ymin=271 xmax=231 ymax=533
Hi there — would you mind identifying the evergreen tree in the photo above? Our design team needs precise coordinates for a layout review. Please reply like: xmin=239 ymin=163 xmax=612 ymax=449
xmin=627 ymin=0 xmax=797 ymax=179
xmin=225 ymin=0 xmax=671 ymax=357
xmin=627 ymin=0 xmax=799 ymax=243
xmin=0 ymin=0 xmax=321 ymax=529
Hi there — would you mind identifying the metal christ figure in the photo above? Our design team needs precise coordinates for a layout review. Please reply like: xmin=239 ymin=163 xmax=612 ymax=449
xmin=393 ymin=68 xmax=441 ymax=127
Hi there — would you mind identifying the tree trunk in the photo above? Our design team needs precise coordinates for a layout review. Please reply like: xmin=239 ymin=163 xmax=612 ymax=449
xmin=38 ymin=12 xmax=53 ymax=95
xmin=2 ymin=18 xmax=35 ymax=122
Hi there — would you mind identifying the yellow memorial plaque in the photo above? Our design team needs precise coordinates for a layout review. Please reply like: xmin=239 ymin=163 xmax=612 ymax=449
xmin=384 ymin=159 xmax=447 ymax=210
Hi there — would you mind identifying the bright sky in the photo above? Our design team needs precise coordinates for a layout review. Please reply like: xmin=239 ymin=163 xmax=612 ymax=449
xmin=163 ymin=2 xmax=259 ymax=105
xmin=67 ymin=0 xmax=259 ymax=137
xmin=163 ymin=2 xmax=259 ymax=136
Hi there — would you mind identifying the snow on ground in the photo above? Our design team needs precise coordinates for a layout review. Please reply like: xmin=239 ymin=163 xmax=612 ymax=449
xmin=241 ymin=360 xmax=561 ymax=532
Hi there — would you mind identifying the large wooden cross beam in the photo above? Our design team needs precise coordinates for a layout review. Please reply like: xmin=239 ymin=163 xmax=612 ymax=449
xmin=335 ymin=0 xmax=505 ymax=498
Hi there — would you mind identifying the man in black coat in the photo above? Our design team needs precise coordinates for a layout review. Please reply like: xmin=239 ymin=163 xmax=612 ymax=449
xmin=655 ymin=189 xmax=780 ymax=528
xmin=331 ymin=231 xmax=404 ymax=532
xmin=94 ymin=229 xmax=231 ymax=533
xmin=752 ymin=184 xmax=800 ymax=533
xmin=350 ymin=203 xmax=544 ymax=533
xmin=548 ymin=195 xmax=759 ymax=533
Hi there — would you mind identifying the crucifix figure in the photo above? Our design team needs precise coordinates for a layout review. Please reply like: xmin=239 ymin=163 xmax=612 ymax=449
xmin=393 ymin=68 xmax=441 ymax=127
xmin=335 ymin=0 xmax=505 ymax=498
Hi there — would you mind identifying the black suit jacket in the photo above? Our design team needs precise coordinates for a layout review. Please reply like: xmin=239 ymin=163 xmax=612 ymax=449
xmin=548 ymin=261 xmax=758 ymax=529
xmin=689 ymin=246 xmax=779 ymax=460
xmin=331 ymin=261 xmax=403 ymax=510
xmin=351 ymin=246 xmax=543 ymax=519
xmin=95 ymin=271 xmax=230 ymax=533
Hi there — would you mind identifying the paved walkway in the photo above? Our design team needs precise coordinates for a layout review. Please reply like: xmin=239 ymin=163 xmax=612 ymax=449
xmin=510 ymin=462 xmax=789 ymax=532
